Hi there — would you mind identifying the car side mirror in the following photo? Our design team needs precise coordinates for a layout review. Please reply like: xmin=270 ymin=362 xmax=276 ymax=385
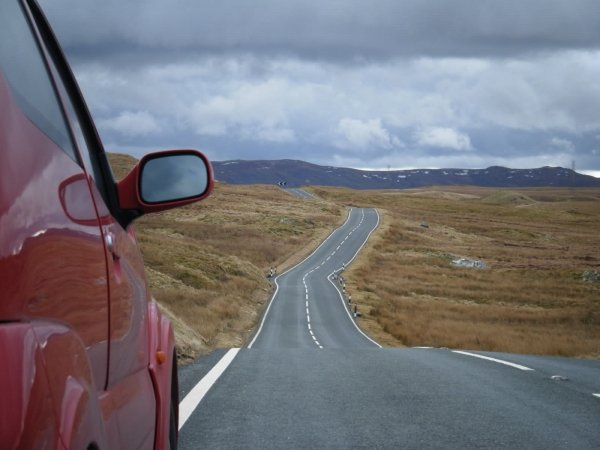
xmin=117 ymin=149 xmax=213 ymax=216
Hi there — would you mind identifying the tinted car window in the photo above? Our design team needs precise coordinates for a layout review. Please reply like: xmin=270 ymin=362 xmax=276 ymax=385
xmin=0 ymin=0 xmax=77 ymax=162
xmin=46 ymin=43 xmax=110 ymax=198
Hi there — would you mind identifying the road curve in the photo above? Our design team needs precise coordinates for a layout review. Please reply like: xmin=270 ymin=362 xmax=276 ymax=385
xmin=249 ymin=207 xmax=379 ymax=350
xmin=283 ymin=188 xmax=315 ymax=199
xmin=178 ymin=207 xmax=600 ymax=449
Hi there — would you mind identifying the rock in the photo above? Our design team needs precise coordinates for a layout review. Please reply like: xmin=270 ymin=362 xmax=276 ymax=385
xmin=582 ymin=270 xmax=600 ymax=282
xmin=451 ymin=258 xmax=487 ymax=269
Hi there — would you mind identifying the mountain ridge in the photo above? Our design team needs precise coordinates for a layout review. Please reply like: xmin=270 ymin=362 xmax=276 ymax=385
xmin=212 ymin=159 xmax=600 ymax=189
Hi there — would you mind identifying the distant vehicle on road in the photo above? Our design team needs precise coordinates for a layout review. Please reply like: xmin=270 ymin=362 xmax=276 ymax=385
xmin=0 ymin=1 xmax=213 ymax=448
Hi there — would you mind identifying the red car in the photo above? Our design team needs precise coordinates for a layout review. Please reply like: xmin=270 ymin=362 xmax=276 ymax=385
xmin=0 ymin=1 xmax=213 ymax=448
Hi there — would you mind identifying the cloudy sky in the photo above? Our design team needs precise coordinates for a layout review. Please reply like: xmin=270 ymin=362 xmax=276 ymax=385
xmin=40 ymin=0 xmax=600 ymax=174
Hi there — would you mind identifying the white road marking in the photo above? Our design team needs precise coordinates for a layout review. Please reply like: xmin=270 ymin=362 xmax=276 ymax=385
xmin=327 ymin=273 xmax=382 ymax=349
xmin=452 ymin=350 xmax=534 ymax=371
xmin=251 ymin=207 xmax=379 ymax=351
xmin=248 ymin=208 xmax=354 ymax=348
xmin=593 ymin=393 xmax=600 ymax=399
xmin=325 ymin=209 xmax=382 ymax=349
xmin=304 ymin=271 xmax=322 ymax=349
xmin=413 ymin=346 xmax=433 ymax=349
xmin=178 ymin=348 xmax=240 ymax=430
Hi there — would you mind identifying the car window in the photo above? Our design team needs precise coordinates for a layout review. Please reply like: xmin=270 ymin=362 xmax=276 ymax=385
xmin=0 ymin=0 xmax=77 ymax=163
xmin=46 ymin=47 xmax=110 ymax=200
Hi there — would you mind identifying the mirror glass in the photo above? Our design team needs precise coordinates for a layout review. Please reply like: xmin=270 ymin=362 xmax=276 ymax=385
xmin=140 ymin=154 xmax=208 ymax=203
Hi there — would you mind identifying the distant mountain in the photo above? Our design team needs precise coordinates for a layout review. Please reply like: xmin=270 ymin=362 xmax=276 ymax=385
xmin=212 ymin=159 xmax=600 ymax=189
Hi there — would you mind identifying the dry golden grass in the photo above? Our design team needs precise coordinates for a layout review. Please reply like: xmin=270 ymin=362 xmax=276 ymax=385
xmin=313 ymin=185 xmax=600 ymax=358
xmin=108 ymin=152 xmax=600 ymax=360
xmin=108 ymin=154 xmax=342 ymax=362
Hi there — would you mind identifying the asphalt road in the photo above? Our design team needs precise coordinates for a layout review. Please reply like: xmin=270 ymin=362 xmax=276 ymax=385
xmin=283 ymin=187 xmax=315 ymax=199
xmin=178 ymin=208 xmax=600 ymax=449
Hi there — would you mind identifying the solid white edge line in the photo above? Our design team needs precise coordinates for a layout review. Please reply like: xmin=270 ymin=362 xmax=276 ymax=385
xmin=452 ymin=350 xmax=534 ymax=371
xmin=178 ymin=348 xmax=240 ymax=430
xmin=247 ymin=208 xmax=354 ymax=348
xmin=327 ymin=208 xmax=382 ymax=349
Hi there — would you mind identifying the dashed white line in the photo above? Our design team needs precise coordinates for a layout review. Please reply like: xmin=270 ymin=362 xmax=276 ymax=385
xmin=248 ymin=208 xmax=355 ymax=348
xmin=593 ymin=393 xmax=600 ymax=399
xmin=178 ymin=348 xmax=240 ymax=430
xmin=452 ymin=350 xmax=534 ymax=371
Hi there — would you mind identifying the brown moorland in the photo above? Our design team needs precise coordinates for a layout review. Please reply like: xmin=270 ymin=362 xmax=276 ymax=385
xmin=109 ymin=154 xmax=600 ymax=360
xmin=312 ymin=185 xmax=600 ymax=358
xmin=108 ymin=153 xmax=343 ymax=362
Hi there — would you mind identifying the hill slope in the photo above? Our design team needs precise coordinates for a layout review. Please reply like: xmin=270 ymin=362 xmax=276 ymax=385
xmin=213 ymin=159 xmax=600 ymax=189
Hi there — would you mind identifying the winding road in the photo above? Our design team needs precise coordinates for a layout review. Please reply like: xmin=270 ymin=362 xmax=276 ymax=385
xmin=177 ymin=208 xmax=600 ymax=449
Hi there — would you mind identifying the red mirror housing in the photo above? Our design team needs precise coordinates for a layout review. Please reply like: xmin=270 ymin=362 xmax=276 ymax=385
xmin=117 ymin=149 xmax=213 ymax=215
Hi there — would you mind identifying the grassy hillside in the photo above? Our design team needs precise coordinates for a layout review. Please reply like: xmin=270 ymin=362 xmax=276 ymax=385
xmin=109 ymin=153 xmax=600 ymax=360
xmin=108 ymin=154 xmax=343 ymax=362
xmin=314 ymin=186 xmax=600 ymax=358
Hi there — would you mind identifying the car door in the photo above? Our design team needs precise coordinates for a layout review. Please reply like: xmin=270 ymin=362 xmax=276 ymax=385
xmin=0 ymin=2 xmax=113 ymax=447
xmin=24 ymin=1 xmax=159 ymax=447
xmin=0 ymin=0 xmax=110 ymax=392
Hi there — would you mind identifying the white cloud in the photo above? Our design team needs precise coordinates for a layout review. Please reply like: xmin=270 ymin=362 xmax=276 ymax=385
xmin=72 ymin=53 xmax=600 ymax=170
xmin=413 ymin=127 xmax=473 ymax=151
xmin=101 ymin=110 xmax=160 ymax=136
xmin=550 ymin=137 xmax=575 ymax=153
xmin=580 ymin=170 xmax=600 ymax=178
xmin=242 ymin=125 xmax=296 ymax=143
xmin=335 ymin=118 xmax=402 ymax=151
xmin=185 ymin=78 xmax=320 ymax=142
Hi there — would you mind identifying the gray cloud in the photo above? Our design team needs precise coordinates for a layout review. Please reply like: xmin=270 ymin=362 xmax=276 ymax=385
xmin=39 ymin=0 xmax=600 ymax=172
xmin=42 ymin=0 xmax=600 ymax=61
